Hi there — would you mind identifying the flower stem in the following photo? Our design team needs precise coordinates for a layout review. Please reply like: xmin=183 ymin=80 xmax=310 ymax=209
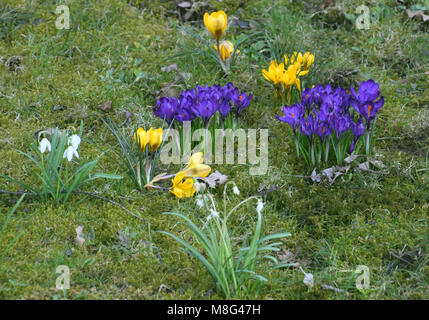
xmin=325 ymin=138 xmax=329 ymax=162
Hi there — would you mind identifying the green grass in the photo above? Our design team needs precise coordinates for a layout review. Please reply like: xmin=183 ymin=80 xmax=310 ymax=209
xmin=0 ymin=0 xmax=428 ymax=299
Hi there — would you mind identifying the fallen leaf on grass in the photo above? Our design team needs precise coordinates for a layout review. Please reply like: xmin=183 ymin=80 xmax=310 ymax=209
xmin=99 ymin=101 xmax=112 ymax=112
xmin=406 ymin=9 xmax=429 ymax=22
xmin=75 ymin=226 xmax=85 ymax=248
xmin=161 ymin=63 xmax=178 ymax=73
xmin=200 ymin=171 xmax=228 ymax=188
xmin=344 ymin=154 xmax=359 ymax=164
xmin=311 ymin=166 xmax=350 ymax=184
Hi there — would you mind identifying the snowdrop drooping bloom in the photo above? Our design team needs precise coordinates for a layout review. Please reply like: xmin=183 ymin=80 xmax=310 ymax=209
xmin=193 ymin=181 xmax=206 ymax=193
xmin=256 ymin=199 xmax=264 ymax=214
xmin=232 ymin=185 xmax=240 ymax=195
xmin=68 ymin=134 xmax=81 ymax=151
xmin=195 ymin=195 xmax=204 ymax=209
xmin=39 ymin=138 xmax=51 ymax=153
xmin=63 ymin=145 xmax=79 ymax=162
xmin=209 ymin=209 xmax=219 ymax=219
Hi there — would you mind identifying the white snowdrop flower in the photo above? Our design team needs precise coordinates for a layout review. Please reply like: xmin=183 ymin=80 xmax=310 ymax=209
xmin=193 ymin=181 xmax=206 ymax=193
xmin=63 ymin=145 xmax=79 ymax=162
xmin=39 ymin=138 xmax=51 ymax=153
xmin=256 ymin=199 xmax=264 ymax=214
xmin=68 ymin=134 xmax=81 ymax=151
xmin=209 ymin=209 xmax=219 ymax=219
xmin=195 ymin=195 xmax=204 ymax=208
xmin=232 ymin=185 xmax=240 ymax=195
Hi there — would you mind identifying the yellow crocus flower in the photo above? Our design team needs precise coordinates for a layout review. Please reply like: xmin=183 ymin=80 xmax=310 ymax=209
xmin=212 ymin=40 xmax=235 ymax=61
xmin=282 ymin=64 xmax=301 ymax=91
xmin=170 ymin=170 xmax=195 ymax=199
xmin=302 ymin=52 xmax=314 ymax=71
xmin=204 ymin=10 xmax=227 ymax=41
xmin=183 ymin=152 xmax=211 ymax=178
xmin=134 ymin=128 xmax=149 ymax=152
xmin=262 ymin=60 xmax=285 ymax=86
xmin=149 ymin=127 xmax=163 ymax=152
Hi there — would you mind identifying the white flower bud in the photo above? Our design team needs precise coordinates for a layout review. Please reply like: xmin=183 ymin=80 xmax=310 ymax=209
xmin=232 ymin=186 xmax=240 ymax=195
xmin=256 ymin=199 xmax=264 ymax=214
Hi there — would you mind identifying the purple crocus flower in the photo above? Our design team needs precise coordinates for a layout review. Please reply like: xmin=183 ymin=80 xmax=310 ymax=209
xmin=350 ymin=79 xmax=380 ymax=104
xmin=174 ymin=104 xmax=195 ymax=122
xmin=221 ymin=82 xmax=234 ymax=100
xmin=192 ymin=98 xmax=218 ymax=127
xmin=299 ymin=114 xmax=314 ymax=139
xmin=153 ymin=97 xmax=177 ymax=124
xmin=315 ymin=120 xmax=332 ymax=140
xmin=301 ymin=88 xmax=313 ymax=110
xmin=350 ymin=80 xmax=385 ymax=129
xmin=349 ymin=117 xmax=365 ymax=153
xmin=219 ymin=99 xmax=231 ymax=121
xmin=230 ymin=88 xmax=253 ymax=116
xmin=234 ymin=92 xmax=253 ymax=116
xmin=333 ymin=114 xmax=352 ymax=140
xmin=276 ymin=103 xmax=302 ymax=131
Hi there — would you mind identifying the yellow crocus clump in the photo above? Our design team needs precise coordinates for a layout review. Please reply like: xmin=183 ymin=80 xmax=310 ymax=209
xmin=204 ymin=10 xmax=227 ymax=41
xmin=134 ymin=127 xmax=163 ymax=153
xmin=262 ymin=51 xmax=314 ymax=104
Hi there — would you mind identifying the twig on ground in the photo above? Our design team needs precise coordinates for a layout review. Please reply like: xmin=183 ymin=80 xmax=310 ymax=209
xmin=321 ymin=284 xmax=349 ymax=296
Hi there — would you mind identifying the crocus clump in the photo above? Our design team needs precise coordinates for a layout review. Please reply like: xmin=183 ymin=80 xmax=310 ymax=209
xmin=277 ymin=79 xmax=384 ymax=165
xmin=154 ymin=83 xmax=253 ymax=129
xmin=262 ymin=51 xmax=314 ymax=105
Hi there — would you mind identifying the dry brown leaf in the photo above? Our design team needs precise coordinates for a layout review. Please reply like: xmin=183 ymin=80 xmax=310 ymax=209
xmin=99 ymin=101 xmax=112 ymax=112
xmin=406 ymin=9 xmax=429 ymax=22
xmin=161 ymin=63 xmax=178 ymax=73
xmin=201 ymin=171 xmax=228 ymax=188
xmin=75 ymin=226 xmax=85 ymax=248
